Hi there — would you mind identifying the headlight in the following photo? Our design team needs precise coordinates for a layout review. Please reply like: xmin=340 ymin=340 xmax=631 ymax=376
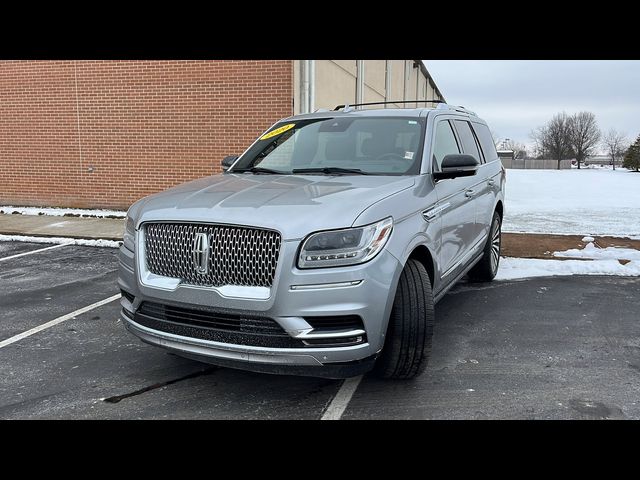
xmin=298 ymin=217 xmax=393 ymax=269
xmin=123 ymin=212 xmax=135 ymax=251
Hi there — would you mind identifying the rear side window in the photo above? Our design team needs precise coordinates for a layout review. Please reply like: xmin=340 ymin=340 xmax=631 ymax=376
xmin=453 ymin=120 xmax=482 ymax=163
xmin=432 ymin=121 xmax=460 ymax=171
xmin=472 ymin=122 xmax=498 ymax=163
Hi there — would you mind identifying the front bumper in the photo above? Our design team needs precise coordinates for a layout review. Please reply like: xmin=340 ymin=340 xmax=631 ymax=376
xmin=124 ymin=316 xmax=377 ymax=378
xmin=117 ymin=235 xmax=403 ymax=378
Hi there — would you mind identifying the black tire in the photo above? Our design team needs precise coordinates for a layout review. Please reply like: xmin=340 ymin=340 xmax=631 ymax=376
xmin=374 ymin=259 xmax=435 ymax=379
xmin=468 ymin=211 xmax=501 ymax=282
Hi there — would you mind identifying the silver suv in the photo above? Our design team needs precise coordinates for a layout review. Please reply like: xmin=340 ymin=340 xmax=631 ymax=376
xmin=118 ymin=101 xmax=505 ymax=379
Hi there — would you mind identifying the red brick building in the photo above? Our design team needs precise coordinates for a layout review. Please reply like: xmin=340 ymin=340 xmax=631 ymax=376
xmin=0 ymin=60 xmax=443 ymax=210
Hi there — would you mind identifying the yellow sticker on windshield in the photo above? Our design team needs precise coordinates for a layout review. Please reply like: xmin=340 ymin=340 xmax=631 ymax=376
xmin=260 ymin=123 xmax=295 ymax=140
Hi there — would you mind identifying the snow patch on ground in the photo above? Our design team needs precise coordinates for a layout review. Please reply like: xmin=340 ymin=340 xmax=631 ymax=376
xmin=496 ymin=257 xmax=640 ymax=280
xmin=0 ymin=206 xmax=126 ymax=218
xmin=554 ymin=242 xmax=640 ymax=261
xmin=503 ymin=169 xmax=640 ymax=238
xmin=0 ymin=234 xmax=122 ymax=248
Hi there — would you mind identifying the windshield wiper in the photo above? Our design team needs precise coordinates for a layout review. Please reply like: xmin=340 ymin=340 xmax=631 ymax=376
xmin=231 ymin=166 xmax=287 ymax=175
xmin=292 ymin=167 xmax=369 ymax=175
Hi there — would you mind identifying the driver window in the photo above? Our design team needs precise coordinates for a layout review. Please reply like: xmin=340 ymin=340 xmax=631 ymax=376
xmin=432 ymin=120 xmax=460 ymax=172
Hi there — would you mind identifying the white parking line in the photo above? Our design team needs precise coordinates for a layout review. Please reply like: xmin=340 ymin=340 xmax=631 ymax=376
xmin=0 ymin=242 xmax=73 ymax=262
xmin=0 ymin=294 xmax=121 ymax=349
xmin=321 ymin=375 xmax=363 ymax=420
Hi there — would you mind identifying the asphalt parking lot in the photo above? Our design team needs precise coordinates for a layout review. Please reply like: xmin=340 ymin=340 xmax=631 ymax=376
xmin=1 ymin=241 xmax=639 ymax=419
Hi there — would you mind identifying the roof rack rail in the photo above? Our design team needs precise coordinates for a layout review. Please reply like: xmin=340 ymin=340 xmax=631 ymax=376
xmin=333 ymin=100 xmax=445 ymax=111
xmin=435 ymin=103 xmax=477 ymax=116
xmin=453 ymin=105 xmax=477 ymax=116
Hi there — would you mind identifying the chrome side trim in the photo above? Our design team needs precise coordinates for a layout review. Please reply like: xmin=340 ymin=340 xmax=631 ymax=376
xmin=422 ymin=202 xmax=450 ymax=222
xmin=292 ymin=329 xmax=367 ymax=339
xmin=290 ymin=280 xmax=363 ymax=291
xmin=276 ymin=317 xmax=365 ymax=340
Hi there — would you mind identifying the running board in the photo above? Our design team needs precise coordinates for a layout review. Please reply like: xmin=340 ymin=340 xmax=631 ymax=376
xmin=433 ymin=252 xmax=483 ymax=304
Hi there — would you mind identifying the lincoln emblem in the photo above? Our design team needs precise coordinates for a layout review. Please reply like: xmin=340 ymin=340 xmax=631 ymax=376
xmin=192 ymin=232 xmax=210 ymax=274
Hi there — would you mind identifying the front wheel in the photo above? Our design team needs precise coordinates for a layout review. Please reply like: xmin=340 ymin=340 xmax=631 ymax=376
xmin=468 ymin=211 xmax=502 ymax=282
xmin=374 ymin=259 xmax=435 ymax=379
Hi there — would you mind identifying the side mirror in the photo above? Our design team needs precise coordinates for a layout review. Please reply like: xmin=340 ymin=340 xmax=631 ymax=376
xmin=433 ymin=154 xmax=479 ymax=181
xmin=221 ymin=155 xmax=239 ymax=172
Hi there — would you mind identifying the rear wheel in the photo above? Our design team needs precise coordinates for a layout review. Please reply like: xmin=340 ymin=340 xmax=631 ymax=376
xmin=468 ymin=211 xmax=501 ymax=282
xmin=374 ymin=259 xmax=435 ymax=379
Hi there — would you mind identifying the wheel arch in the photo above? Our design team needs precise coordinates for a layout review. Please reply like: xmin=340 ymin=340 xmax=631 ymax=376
xmin=494 ymin=200 xmax=504 ymax=220
xmin=406 ymin=244 xmax=435 ymax=288
xmin=377 ymin=239 xmax=437 ymax=347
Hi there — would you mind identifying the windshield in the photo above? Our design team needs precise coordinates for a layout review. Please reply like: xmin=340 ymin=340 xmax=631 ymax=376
xmin=230 ymin=117 xmax=425 ymax=175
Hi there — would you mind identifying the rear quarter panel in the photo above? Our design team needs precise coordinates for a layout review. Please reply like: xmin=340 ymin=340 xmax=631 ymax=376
xmin=474 ymin=159 xmax=504 ymax=238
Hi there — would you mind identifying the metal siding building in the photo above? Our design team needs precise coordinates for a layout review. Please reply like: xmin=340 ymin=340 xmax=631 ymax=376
xmin=294 ymin=60 xmax=444 ymax=113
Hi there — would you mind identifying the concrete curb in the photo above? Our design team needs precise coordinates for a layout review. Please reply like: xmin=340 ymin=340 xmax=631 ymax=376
xmin=0 ymin=213 xmax=124 ymax=241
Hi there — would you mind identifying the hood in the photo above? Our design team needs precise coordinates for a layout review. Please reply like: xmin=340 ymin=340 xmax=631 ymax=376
xmin=131 ymin=173 xmax=415 ymax=239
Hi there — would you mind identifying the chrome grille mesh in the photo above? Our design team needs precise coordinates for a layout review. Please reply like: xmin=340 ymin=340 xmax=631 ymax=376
xmin=145 ymin=223 xmax=281 ymax=288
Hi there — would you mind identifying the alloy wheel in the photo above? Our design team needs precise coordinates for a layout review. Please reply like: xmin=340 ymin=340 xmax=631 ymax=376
xmin=490 ymin=217 xmax=501 ymax=274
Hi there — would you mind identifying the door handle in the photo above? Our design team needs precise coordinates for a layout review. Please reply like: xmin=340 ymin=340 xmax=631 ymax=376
xmin=464 ymin=189 xmax=475 ymax=198
xmin=487 ymin=179 xmax=495 ymax=186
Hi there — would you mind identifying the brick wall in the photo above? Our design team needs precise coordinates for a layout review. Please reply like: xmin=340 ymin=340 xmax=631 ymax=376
xmin=0 ymin=60 xmax=293 ymax=210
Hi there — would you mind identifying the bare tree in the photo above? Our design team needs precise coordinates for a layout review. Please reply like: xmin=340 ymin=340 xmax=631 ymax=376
xmin=602 ymin=129 xmax=628 ymax=170
xmin=568 ymin=112 xmax=601 ymax=169
xmin=537 ymin=112 xmax=573 ymax=169
xmin=502 ymin=139 xmax=528 ymax=159
xmin=529 ymin=127 xmax=546 ymax=159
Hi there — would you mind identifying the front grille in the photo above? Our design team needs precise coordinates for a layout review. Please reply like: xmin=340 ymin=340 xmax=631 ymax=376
xmin=134 ymin=301 xmax=304 ymax=348
xmin=145 ymin=222 xmax=281 ymax=287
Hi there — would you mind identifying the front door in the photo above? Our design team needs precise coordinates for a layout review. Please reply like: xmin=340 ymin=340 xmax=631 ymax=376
xmin=429 ymin=119 xmax=478 ymax=283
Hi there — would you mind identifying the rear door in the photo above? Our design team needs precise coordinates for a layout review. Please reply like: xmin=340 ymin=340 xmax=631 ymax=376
xmin=452 ymin=119 xmax=487 ymax=248
xmin=430 ymin=118 xmax=478 ymax=283
xmin=470 ymin=121 xmax=502 ymax=241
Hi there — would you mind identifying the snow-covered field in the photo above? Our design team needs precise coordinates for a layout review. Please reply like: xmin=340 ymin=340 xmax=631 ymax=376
xmin=498 ymin=168 xmax=640 ymax=279
xmin=503 ymin=168 xmax=640 ymax=238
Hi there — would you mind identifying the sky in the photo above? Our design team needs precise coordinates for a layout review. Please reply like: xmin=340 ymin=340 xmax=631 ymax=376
xmin=424 ymin=61 xmax=640 ymax=153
